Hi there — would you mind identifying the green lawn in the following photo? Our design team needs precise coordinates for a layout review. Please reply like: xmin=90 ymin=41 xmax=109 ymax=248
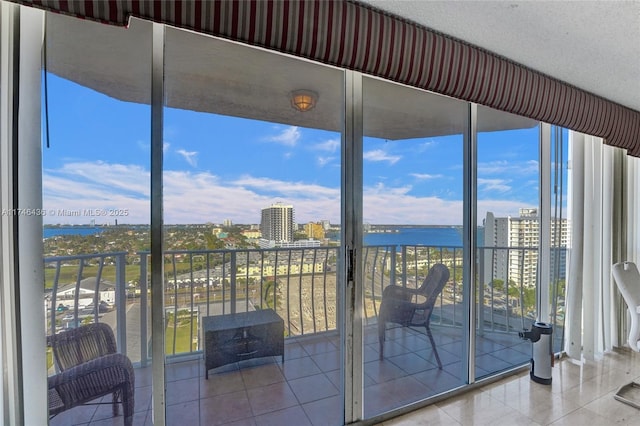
xmin=165 ymin=312 xmax=198 ymax=355
xmin=44 ymin=265 xmax=141 ymax=289
xmin=47 ymin=347 xmax=53 ymax=370
xmin=44 ymin=262 xmax=209 ymax=289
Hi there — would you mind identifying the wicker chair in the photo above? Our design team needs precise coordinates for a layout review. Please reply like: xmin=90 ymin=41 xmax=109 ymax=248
xmin=378 ymin=263 xmax=450 ymax=368
xmin=48 ymin=322 xmax=135 ymax=425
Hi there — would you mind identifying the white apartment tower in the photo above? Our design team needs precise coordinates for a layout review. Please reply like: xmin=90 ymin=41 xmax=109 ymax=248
xmin=260 ymin=203 xmax=295 ymax=244
xmin=483 ymin=209 xmax=569 ymax=288
xmin=482 ymin=212 xmax=511 ymax=286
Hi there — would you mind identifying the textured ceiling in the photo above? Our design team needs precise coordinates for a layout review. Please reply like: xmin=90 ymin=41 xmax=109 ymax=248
xmin=361 ymin=0 xmax=640 ymax=113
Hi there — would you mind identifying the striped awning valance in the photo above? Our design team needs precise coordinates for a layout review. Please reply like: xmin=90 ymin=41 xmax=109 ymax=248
xmin=16 ymin=0 xmax=640 ymax=156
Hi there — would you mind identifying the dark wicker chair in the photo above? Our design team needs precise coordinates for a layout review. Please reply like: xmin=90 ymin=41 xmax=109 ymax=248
xmin=378 ymin=263 xmax=450 ymax=368
xmin=47 ymin=322 xmax=135 ymax=425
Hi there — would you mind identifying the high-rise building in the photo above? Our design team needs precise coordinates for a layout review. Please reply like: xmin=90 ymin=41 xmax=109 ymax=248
xmin=260 ymin=203 xmax=294 ymax=245
xmin=483 ymin=209 xmax=569 ymax=288
xmin=482 ymin=212 xmax=511 ymax=285
xmin=305 ymin=222 xmax=325 ymax=240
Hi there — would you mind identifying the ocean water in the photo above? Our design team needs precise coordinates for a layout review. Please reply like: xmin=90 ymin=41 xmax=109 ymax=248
xmin=43 ymin=225 xmax=479 ymax=247
xmin=43 ymin=227 xmax=104 ymax=238
xmin=364 ymin=227 xmax=463 ymax=247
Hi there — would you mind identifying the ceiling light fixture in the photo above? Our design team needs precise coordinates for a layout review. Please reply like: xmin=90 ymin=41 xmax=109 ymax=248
xmin=290 ymin=90 xmax=318 ymax=112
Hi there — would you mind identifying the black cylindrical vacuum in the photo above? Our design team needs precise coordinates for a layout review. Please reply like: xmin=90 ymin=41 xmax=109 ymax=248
xmin=519 ymin=321 xmax=553 ymax=384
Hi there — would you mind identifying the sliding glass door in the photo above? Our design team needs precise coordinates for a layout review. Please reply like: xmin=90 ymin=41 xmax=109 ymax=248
xmin=44 ymin=14 xmax=153 ymax=426
xmin=360 ymin=76 xmax=468 ymax=418
xmin=475 ymin=105 xmax=540 ymax=380
xmin=162 ymin=30 xmax=345 ymax=425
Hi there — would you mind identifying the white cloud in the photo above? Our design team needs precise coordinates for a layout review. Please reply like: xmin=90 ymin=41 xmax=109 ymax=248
xmin=317 ymin=156 xmax=336 ymax=167
xmin=43 ymin=162 xmax=341 ymax=224
xmin=43 ymin=162 xmax=150 ymax=225
xmin=415 ymin=140 xmax=436 ymax=153
xmin=363 ymin=149 xmax=401 ymax=164
xmin=313 ymin=139 xmax=339 ymax=152
xmin=366 ymin=182 xmax=412 ymax=196
xmin=232 ymin=175 xmax=339 ymax=198
xmin=477 ymin=160 xmax=508 ymax=174
xmin=163 ymin=173 xmax=341 ymax=224
xmin=478 ymin=160 xmax=538 ymax=176
xmin=410 ymin=173 xmax=443 ymax=180
xmin=48 ymin=161 xmax=150 ymax=197
xmin=362 ymin=183 xmax=458 ymax=224
xmin=176 ymin=149 xmax=198 ymax=167
xmin=478 ymin=178 xmax=511 ymax=193
xmin=362 ymin=183 xmax=530 ymax=224
xmin=523 ymin=159 xmax=539 ymax=172
xmin=266 ymin=126 xmax=301 ymax=147
xmin=43 ymin=161 xmax=533 ymax=226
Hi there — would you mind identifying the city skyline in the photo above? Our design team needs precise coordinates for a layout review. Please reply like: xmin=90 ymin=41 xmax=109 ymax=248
xmin=43 ymin=74 xmax=546 ymax=226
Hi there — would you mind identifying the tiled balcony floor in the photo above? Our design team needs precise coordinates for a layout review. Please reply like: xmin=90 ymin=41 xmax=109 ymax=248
xmin=50 ymin=324 xmax=639 ymax=426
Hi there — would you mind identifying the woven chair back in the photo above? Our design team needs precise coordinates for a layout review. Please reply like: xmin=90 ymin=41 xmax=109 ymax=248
xmin=49 ymin=322 xmax=117 ymax=371
xmin=417 ymin=263 xmax=450 ymax=308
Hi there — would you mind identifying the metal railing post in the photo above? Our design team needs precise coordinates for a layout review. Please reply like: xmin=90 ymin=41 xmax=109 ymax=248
xmin=115 ymin=253 xmax=127 ymax=355
xmin=478 ymin=248 xmax=485 ymax=336
xmin=140 ymin=252 xmax=149 ymax=366
xmin=390 ymin=246 xmax=397 ymax=286
xmin=230 ymin=251 xmax=237 ymax=314
xmin=49 ymin=262 xmax=61 ymax=338
xmin=401 ymin=245 xmax=407 ymax=287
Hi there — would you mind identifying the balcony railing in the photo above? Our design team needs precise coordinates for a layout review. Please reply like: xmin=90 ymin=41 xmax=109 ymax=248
xmin=44 ymin=252 xmax=129 ymax=362
xmin=44 ymin=244 xmax=566 ymax=365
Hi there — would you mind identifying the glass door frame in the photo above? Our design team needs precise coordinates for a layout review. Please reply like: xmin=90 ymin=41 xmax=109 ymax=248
xmin=463 ymin=103 xmax=477 ymax=386
xmin=342 ymin=70 xmax=364 ymax=424
xmin=150 ymin=22 xmax=166 ymax=426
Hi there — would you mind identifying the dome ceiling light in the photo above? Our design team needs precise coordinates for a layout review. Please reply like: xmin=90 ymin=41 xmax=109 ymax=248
xmin=290 ymin=90 xmax=318 ymax=112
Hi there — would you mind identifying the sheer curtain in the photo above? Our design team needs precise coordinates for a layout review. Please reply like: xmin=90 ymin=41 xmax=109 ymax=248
xmin=565 ymin=131 xmax=640 ymax=361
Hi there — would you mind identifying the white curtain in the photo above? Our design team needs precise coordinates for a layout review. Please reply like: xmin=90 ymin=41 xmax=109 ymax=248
xmin=565 ymin=131 xmax=640 ymax=361
xmin=628 ymin=156 xmax=640 ymax=269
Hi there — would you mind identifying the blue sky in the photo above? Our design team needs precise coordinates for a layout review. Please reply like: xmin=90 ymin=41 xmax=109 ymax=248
xmin=42 ymin=74 xmax=545 ymax=226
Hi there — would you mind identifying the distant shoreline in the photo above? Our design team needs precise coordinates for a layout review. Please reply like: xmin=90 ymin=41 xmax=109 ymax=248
xmin=43 ymin=223 xmax=466 ymax=228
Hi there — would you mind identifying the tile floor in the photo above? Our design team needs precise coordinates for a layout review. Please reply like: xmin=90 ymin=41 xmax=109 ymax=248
xmin=382 ymin=348 xmax=640 ymax=426
xmin=49 ymin=325 xmax=640 ymax=425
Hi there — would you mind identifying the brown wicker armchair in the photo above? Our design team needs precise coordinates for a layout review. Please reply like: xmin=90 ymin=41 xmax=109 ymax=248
xmin=48 ymin=322 xmax=135 ymax=425
xmin=378 ymin=263 xmax=449 ymax=368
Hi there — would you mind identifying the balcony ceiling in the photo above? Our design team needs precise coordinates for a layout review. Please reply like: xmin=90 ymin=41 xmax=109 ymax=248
xmin=46 ymin=1 xmax=640 ymax=139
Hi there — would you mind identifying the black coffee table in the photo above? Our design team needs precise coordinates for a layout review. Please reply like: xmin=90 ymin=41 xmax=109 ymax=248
xmin=203 ymin=309 xmax=284 ymax=379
